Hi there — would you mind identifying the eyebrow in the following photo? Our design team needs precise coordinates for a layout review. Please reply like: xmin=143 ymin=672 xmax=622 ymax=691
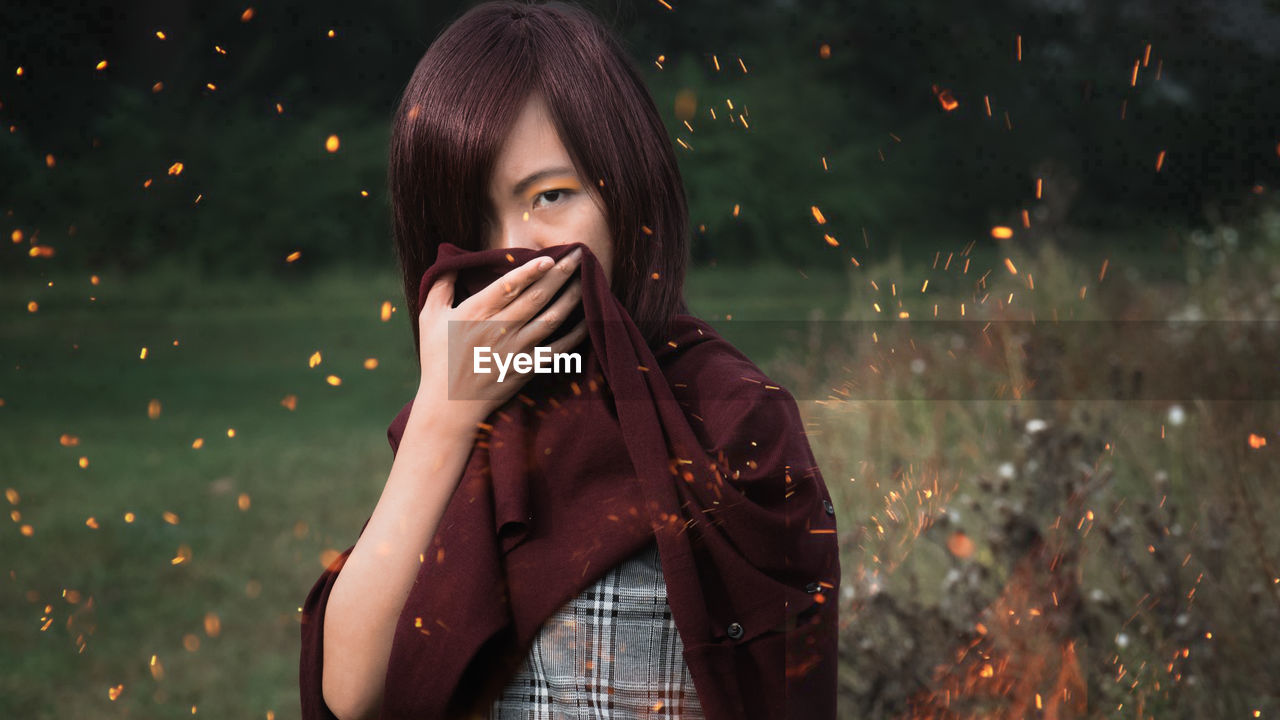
xmin=511 ymin=166 xmax=577 ymax=198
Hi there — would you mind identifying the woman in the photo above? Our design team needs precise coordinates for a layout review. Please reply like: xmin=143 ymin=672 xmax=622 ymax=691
xmin=299 ymin=2 xmax=840 ymax=719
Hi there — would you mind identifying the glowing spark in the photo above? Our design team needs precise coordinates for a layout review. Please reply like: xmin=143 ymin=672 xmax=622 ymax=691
xmin=991 ymin=226 xmax=1013 ymax=239
xmin=327 ymin=29 xmax=335 ymax=38
xmin=1004 ymin=258 xmax=1018 ymax=274
xmin=140 ymin=347 xmax=148 ymax=360
xmin=78 ymin=457 xmax=89 ymax=468
xmin=281 ymin=394 xmax=297 ymax=411
xmin=285 ymin=251 xmax=301 ymax=262
xmin=673 ymin=88 xmax=697 ymax=120
xmin=226 ymin=428 xmax=235 ymax=438
xmin=932 ymin=85 xmax=958 ymax=111
xmin=108 ymin=685 xmax=124 ymax=700
xmin=45 ymin=154 xmax=55 ymax=168
xmin=824 ymin=234 xmax=839 ymax=247
xmin=738 ymin=57 xmax=748 ymax=73
xmin=811 ymin=206 xmax=827 ymax=224
xmin=206 ymin=82 xmax=217 ymax=91
xmin=96 ymin=60 xmax=108 ymax=71
xmin=1131 ymin=59 xmax=1140 ymax=86
xmin=156 ymin=31 xmax=166 ymax=40
xmin=819 ymin=44 xmax=830 ymax=59
xmin=237 ymin=493 xmax=251 ymax=510
xmin=325 ymin=135 xmax=340 ymax=152
xmin=1016 ymin=34 xmax=1022 ymax=61
xmin=1248 ymin=433 xmax=1267 ymax=449
xmin=326 ymin=375 xmax=341 ymax=386
xmin=657 ymin=0 xmax=673 ymax=9
xmin=148 ymin=399 xmax=162 ymax=419
xmin=163 ymin=511 xmax=179 ymax=524
xmin=26 ymin=301 xmax=37 ymax=313
xmin=191 ymin=438 xmax=204 ymax=449
xmin=168 ymin=162 xmax=184 ymax=175
xmin=308 ymin=351 xmax=322 ymax=368
xmin=947 ymin=530 xmax=974 ymax=558
xmin=380 ymin=301 xmax=393 ymax=321
xmin=60 ymin=434 xmax=80 ymax=446
xmin=363 ymin=358 xmax=378 ymax=370
xmin=712 ymin=55 xmax=720 ymax=72
xmin=240 ymin=8 xmax=255 ymax=22
xmin=1155 ymin=149 xmax=1166 ymax=172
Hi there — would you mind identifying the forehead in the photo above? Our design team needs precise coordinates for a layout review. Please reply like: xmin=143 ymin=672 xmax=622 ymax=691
xmin=491 ymin=93 xmax=574 ymax=185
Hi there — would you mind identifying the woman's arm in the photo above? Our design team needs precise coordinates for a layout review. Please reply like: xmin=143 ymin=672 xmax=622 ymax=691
xmin=321 ymin=390 xmax=473 ymax=720
xmin=311 ymin=249 xmax=587 ymax=719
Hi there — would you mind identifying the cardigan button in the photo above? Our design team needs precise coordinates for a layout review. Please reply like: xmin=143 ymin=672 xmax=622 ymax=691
xmin=822 ymin=499 xmax=835 ymax=516
xmin=726 ymin=622 xmax=744 ymax=640
xmin=805 ymin=581 xmax=823 ymax=594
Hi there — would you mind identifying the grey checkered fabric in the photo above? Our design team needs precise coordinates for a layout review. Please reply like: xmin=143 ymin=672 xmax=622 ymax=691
xmin=489 ymin=539 xmax=706 ymax=719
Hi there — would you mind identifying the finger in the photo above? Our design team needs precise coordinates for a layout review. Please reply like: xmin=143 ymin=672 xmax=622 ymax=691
xmin=463 ymin=255 xmax=555 ymax=316
xmin=515 ymin=278 xmax=582 ymax=347
xmin=496 ymin=248 xmax=583 ymax=325
xmin=425 ymin=270 xmax=457 ymax=310
xmin=546 ymin=319 xmax=589 ymax=356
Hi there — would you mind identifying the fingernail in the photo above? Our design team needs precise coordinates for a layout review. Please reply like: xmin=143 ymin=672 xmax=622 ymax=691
xmin=570 ymin=247 xmax=583 ymax=260
xmin=538 ymin=257 xmax=553 ymax=270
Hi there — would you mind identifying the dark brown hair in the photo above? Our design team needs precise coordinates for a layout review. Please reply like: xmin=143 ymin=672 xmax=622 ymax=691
xmin=388 ymin=0 xmax=691 ymax=359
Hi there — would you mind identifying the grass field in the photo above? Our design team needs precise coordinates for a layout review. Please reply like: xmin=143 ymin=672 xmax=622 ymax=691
xmin=3 ymin=228 xmax=1278 ymax=717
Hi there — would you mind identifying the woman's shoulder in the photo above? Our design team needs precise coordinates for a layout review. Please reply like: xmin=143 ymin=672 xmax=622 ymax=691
xmin=658 ymin=313 xmax=804 ymax=430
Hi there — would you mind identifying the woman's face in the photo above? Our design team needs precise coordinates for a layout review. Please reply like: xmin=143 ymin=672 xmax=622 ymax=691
xmin=485 ymin=92 xmax=614 ymax=287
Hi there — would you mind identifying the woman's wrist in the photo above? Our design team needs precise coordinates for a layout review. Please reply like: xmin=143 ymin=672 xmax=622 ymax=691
xmin=409 ymin=385 xmax=488 ymax=440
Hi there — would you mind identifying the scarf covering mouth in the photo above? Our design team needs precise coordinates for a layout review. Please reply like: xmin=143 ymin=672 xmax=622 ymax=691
xmin=300 ymin=241 xmax=841 ymax=719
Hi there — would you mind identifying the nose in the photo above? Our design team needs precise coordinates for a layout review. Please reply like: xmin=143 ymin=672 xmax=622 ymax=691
xmin=490 ymin=217 xmax=556 ymax=253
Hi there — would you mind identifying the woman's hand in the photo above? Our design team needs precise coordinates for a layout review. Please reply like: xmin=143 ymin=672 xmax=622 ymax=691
xmin=416 ymin=247 xmax=588 ymax=434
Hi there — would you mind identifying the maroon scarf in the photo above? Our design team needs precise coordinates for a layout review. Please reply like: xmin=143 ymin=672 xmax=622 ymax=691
xmin=301 ymin=241 xmax=840 ymax=719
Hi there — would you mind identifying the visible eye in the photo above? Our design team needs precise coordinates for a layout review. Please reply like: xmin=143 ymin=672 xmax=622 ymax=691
xmin=533 ymin=189 xmax=573 ymax=209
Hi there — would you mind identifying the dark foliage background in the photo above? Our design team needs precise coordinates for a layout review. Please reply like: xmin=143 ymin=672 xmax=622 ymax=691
xmin=2 ymin=0 xmax=1277 ymax=277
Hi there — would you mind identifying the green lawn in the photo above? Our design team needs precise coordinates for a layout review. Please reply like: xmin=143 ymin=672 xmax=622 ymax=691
xmin=3 ymin=238 xmax=1276 ymax=717
xmin=0 ymin=259 xmax=849 ymax=718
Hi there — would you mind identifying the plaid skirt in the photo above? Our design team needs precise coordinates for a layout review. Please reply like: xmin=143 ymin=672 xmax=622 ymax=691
xmin=489 ymin=539 xmax=707 ymax=719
